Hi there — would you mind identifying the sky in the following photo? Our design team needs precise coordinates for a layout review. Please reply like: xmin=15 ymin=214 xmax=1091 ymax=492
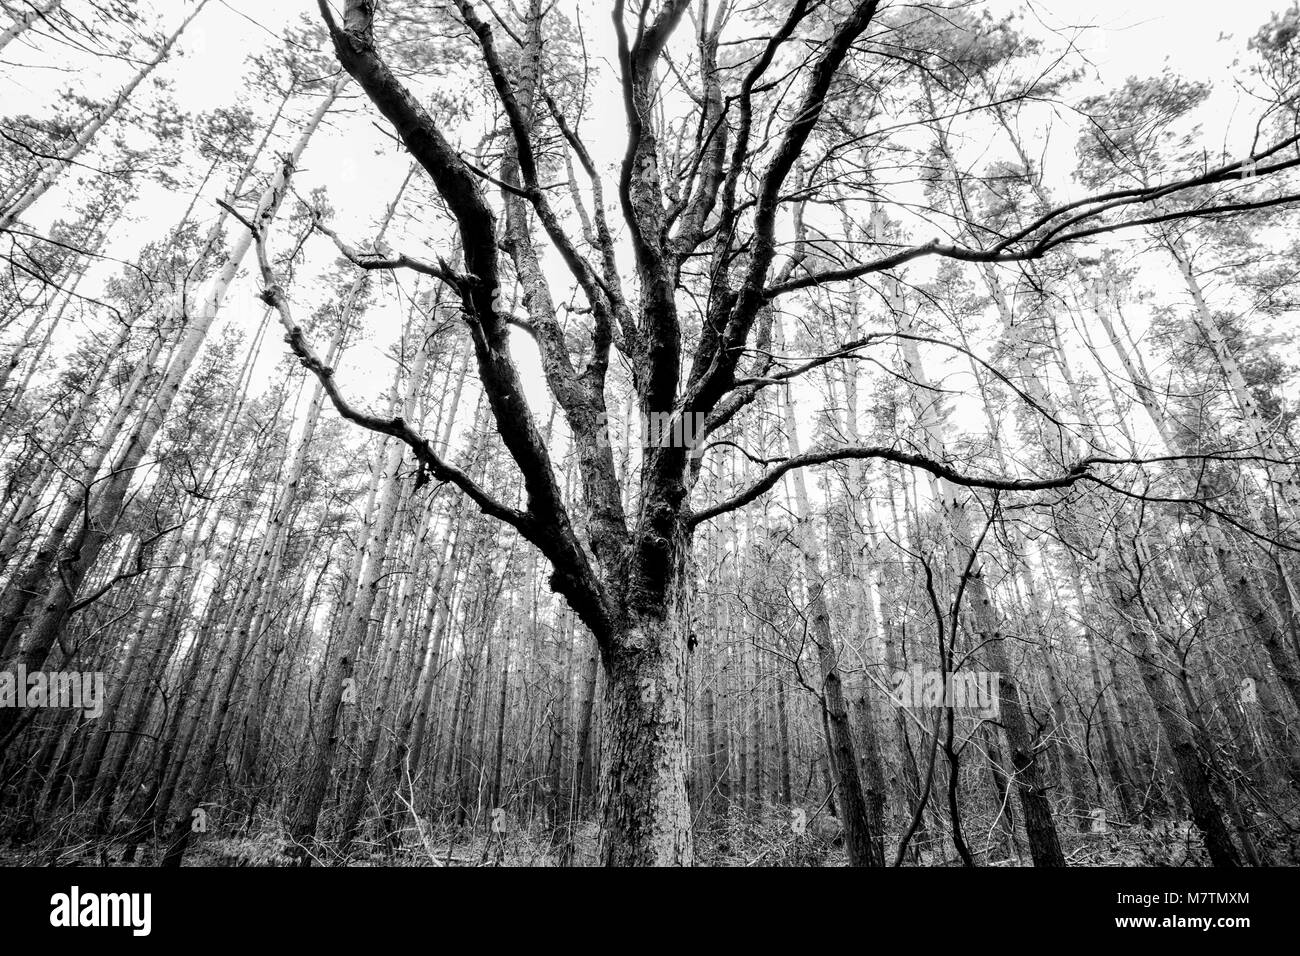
xmin=3 ymin=0 xmax=1296 ymax=489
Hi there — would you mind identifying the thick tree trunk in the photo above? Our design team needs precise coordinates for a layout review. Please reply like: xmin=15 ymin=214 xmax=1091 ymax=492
xmin=596 ymin=611 xmax=694 ymax=867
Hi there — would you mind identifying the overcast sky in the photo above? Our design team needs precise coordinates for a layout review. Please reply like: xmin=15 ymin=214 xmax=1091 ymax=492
xmin=4 ymin=0 xmax=1295 ymax=473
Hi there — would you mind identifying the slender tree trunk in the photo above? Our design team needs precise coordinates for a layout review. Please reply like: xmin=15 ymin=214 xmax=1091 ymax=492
xmin=1121 ymin=609 xmax=1242 ymax=867
xmin=0 ymin=0 xmax=61 ymax=54
xmin=895 ymin=317 xmax=1066 ymax=867
xmin=288 ymin=323 xmax=422 ymax=858
xmin=780 ymin=384 xmax=884 ymax=866
xmin=0 ymin=0 xmax=211 ymax=231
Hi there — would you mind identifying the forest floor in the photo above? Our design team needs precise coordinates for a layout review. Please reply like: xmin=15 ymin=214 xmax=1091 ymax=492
xmin=3 ymin=803 xmax=1298 ymax=866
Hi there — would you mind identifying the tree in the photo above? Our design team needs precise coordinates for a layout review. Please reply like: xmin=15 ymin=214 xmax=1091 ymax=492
xmin=263 ymin=0 xmax=1299 ymax=864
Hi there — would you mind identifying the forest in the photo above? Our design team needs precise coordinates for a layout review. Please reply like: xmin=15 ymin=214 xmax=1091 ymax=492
xmin=0 ymin=0 xmax=1297 ymax=869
